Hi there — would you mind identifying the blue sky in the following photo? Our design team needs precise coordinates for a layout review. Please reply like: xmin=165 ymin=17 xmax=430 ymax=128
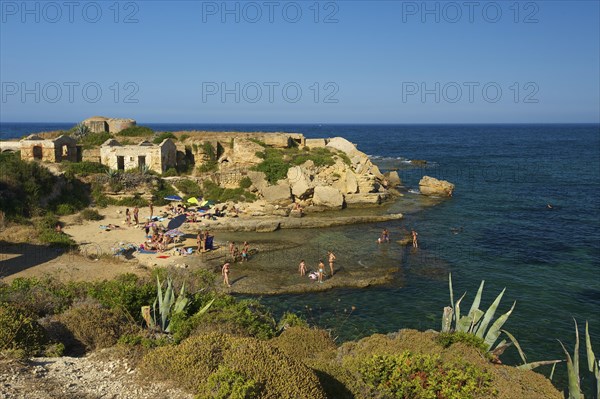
xmin=1 ymin=0 xmax=599 ymax=123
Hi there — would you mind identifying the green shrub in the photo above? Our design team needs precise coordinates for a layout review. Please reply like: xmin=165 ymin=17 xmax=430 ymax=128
xmin=180 ymin=134 xmax=190 ymax=141
xmin=202 ymin=180 xmax=255 ymax=203
xmin=78 ymin=131 xmax=111 ymax=149
xmin=57 ymin=301 xmax=131 ymax=351
xmin=61 ymin=161 xmax=108 ymax=176
xmin=239 ymin=177 xmax=252 ymax=189
xmin=0 ymin=152 xmax=57 ymax=219
xmin=140 ymin=333 xmax=327 ymax=398
xmin=271 ymin=327 xmax=336 ymax=362
xmin=118 ymin=126 xmax=154 ymax=137
xmin=199 ymin=366 xmax=263 ymax=399
xmin=153 ymin=132 xmax=176 ymax=144
xmin=174 ymin=179 xmax=202 ymax=198
xmin=2 ymin=276 xmax=81 ymax=317
xmin=0 ymin=303 xmax=47 ymax=357
xmin=80 ymin=208 xmax=103 ymax=221
xmin=358 ymin=351 xmax=495 ymax=399
xmin=163 ymin=167 xmax=179 ymax=177
xmin=87 ymin=274 xmax=156 ymax=322
xmin=54 ymin=203 xmax=76 ymax=215
xmin=436 ymin=332 xmax=491 ymax=357
xmin=197 ymin=160 xmax=218 ymax=173
xmin=171 ymin=294 xmax=276 ymax=342
xmin=151 ymin=180 xmax=177 ymax=206
xmin=115 ymin=194 xmax=148 ymax=207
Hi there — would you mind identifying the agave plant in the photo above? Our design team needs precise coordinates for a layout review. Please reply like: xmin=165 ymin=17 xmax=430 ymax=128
xmin=560 ymin=320 xmax=600 ymax=399
xmin=142 ymin=276 xmax=213 ymax=333
xmin=585 ymin=321 xmax=600 ymax=398
xmin=72 ymin=123 xmax=91 ymax=140
xmin=442 ymin=274 xmax=561 ymax=370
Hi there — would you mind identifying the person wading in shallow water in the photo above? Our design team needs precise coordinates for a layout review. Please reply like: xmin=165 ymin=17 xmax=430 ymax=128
xmin=412 ymin=229 xmax=419 ymax=248
xmin=222 ymin=262 xmax=231 ymax=287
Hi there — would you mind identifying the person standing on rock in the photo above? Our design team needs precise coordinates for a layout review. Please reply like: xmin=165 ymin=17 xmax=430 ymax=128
xmin=318 ymin=260 xmax=325 ymax=283
xmin=328 ymin=251 xmax=336 ymax=277
xmin=222 ymin=262 xmax=231 ymax=287
xmin=299 ymin=259 xmax=306 ymax=276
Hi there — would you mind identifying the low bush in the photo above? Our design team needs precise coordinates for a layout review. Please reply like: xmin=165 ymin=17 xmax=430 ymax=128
xmin=174 ymin=179 xmax=202 ymax=198
xmin=436 ymin=331 xmax=491 ymax=357
xmin=271 ymin=326 xmax=336 ymax=362
xmin=79 ymin=132 xmax=112 ymax=149
xmin=118 ymin=126 xmax=154 ymax=137
xmin=87 ymin=274 xmax=156 ymax=322
xmin=197 ymin=160 xmax=218 ymax=173
xmin=238 ymin=176 xmax=252 ymax=189
xmin=115 ymin=195 xmax=148 ymax=207
xmin=80 ymin=208 xmax=103 ymax=220
xmin=153 ymin=132 xmax=176 ymax=144
xmin=199 ymin=366 xmax=262 ymax=399
xmin=358 ymin=351 xmax=495 ymax=399
xmin=151 ymin=180 xmax=177 ymax=206
xmin=1 ymin=276 xmax=81 ymax=317
xmin=61 ymin=161 xmax=108 ymax=176
xmin=57 ymin=301 xmax=131 ymax=352
xmin=202 ymin=180 xmax=256 ymax=203
xmin=163 ymin=167 xmax=179 ymax=177
xmin=140 ymin=333 xmax=327 ymax=398
xmin=0 ymin=303 xmax=47 ymax=357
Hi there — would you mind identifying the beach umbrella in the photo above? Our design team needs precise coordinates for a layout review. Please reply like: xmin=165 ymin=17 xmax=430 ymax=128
xmin=167 ymin=214 xmax=186 ymax=229
xmin=200 ymin=200 xmax=209 ymax=207
xmin=164 ymin=195 xmax=183 ymax=201
xmin=165 ymin=228 xmax=184 ymax=237
xmin=187 ymin=197 xmax=199 ymax=205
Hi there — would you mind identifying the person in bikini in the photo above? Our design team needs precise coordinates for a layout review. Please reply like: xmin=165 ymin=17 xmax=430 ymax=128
xmin=299 ymin=259 xmax=306 ymax=276
xmin=222 ymin=262 xmax=231 ymax=287
xmin=328 ymin=251 xmax=336 ymax=277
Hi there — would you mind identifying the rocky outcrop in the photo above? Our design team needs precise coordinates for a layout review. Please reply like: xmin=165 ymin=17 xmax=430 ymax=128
xmin=312 ymin=186 xmax=344 ymax=209
xmin=287 ymin=166 xmax=313 ymax=199
xmin=384 ymin=171 xmax=401 ymax=187
xmin=232 ymin=138 xmax=264 ymax=166
xmin=419 ymin=176 xmax=455 ymax=197
xmin=260 ymin=182 xmax=292 ymax=206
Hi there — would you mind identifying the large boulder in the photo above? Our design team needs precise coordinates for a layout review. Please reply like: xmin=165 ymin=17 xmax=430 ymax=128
xmin=384 ymin=171 xmax=401 ymax=187
xmin=326 ymin=137 xmax=359 ymax=157
xmin=419 ymin=176 xmax=455 ymax=197
xmin=345 ymin=193 xmax=381 ymax=205
xmin=261 ymin=182 xmax=292 ymax=206
xmin=312 ymin=186 xmax=344 ymax=209
xmin=287 ymin=166 xmax=313 ymax=199
xmin=246 ymin=171 xmax=268 ymax=192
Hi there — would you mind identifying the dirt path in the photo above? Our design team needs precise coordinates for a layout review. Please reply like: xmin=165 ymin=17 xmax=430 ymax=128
xmin=0 ymin=354 xmax=193 ymax=399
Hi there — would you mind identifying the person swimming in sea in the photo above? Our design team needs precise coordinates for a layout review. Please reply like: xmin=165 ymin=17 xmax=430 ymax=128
xmin=412 ymin=229 xmax=419 ymax=248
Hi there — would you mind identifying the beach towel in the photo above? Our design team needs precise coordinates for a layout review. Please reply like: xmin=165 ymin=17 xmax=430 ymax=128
xmin=157 ymin=255 xmax=170 ymax=259
xmin=139 ymin=249 xmax=157 ymax=254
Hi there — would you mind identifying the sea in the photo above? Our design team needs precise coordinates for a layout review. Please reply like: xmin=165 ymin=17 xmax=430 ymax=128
xmin=2 ymin=122 xmax=599 ymax=394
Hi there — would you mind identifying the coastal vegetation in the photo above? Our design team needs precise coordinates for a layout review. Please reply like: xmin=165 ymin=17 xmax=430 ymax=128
xmin=118 ymin=126 xmax=154 ymax=137
xmin=1 ymin=267 xmax=589 ymax=398
xmin=252 ymin=146 xmax=338 ymax=184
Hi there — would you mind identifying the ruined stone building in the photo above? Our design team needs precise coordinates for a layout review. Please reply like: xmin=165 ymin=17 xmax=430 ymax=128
xmin=100 ymin=138 xmax=177 ymax=174
xmin=17 ymin=135 xmax=79 ymax=163
xmin=83 ymin=116 xmax=136 ymax=134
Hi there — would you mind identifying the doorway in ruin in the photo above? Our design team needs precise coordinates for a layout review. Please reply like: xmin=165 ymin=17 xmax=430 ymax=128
xmin=33 ymin=146 xmax=43 ymax=160
xmin=117 ymin=156 xmax=125 ymax=170
xmin=138 ymin=156 xmax=146 ymax=169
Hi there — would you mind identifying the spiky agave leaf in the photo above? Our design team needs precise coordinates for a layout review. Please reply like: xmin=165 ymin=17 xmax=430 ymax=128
xmin=468 ymin=280 xmax=485 ymax=319
xmin=454 ymin=292 xmax=466 ymax=328
xmin=449 ymin=273 xmax=455 ymax=311
xmin=475 ymin=288 xmax=506 ymax=339
xmin=573 ymin=319 xmax=580 ymax=384
xmin=442 ymin=306 xmax=453 ymax=333
xmin=500 ymin=329 xmax=527 ymax=364
xmin=483 ymin=301 xmax=516 ymax=350
xmin=558 ymin=339 xmax=582 ymax=399
xmin=517 ymin=359 xmax=564 ymax=371
xmin=585 ymin=321 xmax=599 ymax=399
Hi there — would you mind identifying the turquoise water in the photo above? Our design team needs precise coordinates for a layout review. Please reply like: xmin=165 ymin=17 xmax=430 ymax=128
xmin=3 ymin=123 xmax=599 ymax=394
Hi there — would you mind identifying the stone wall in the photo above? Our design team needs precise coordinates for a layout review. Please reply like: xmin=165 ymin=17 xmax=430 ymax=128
xmin=99 ymin=139 xmax=176 ymax=174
